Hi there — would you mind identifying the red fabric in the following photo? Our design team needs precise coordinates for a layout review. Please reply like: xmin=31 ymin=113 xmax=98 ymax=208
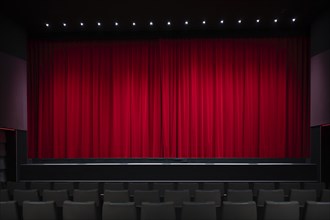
xmin=27 ymin=37 xmax=310 ymax=158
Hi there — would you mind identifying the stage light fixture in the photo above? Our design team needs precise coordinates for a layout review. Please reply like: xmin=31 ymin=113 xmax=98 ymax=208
xmin=185 ymin=21 xmax=189 ymax=25
xmin=115 ymin=22 xmax=119 ymax=26
xmin=202 ymin=20 xmax=206 ymax=24
xmin=132 ymin=22 xmax=136 ymax=26
xmin=80 ymin=22 xmax=84 ymax=26
xmin=220 ymin=20 xmax=224 ymax=24
xmin=97 ymin=22 xmax=101 ymax=26
xmin=238 ymin=19 xmax=242 ymax=23
xmin=149 ymin=21 xmax=153 ymax=26
xmin=63 ymin=23 xmax=67 ymax=27
xmin=167 ymin=21 xmax=171 ymax=26
xmin=256 ymin=19 xmax=260 ymax=23
xmin=274 ymin=19 xmax=278 ymax=23
xmin=292 ymin=18 xmax=296 ymax=22
xmin=45 ymin=23 xmax=49 ymax=27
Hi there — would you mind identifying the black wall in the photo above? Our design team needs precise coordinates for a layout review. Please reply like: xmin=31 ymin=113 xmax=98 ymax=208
xmin=0 ymin=14 xmax=27 ymax=131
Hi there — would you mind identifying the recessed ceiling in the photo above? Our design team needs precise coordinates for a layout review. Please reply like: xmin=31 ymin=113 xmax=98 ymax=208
xmin=1 ymin=0 xmax=328 ymax=33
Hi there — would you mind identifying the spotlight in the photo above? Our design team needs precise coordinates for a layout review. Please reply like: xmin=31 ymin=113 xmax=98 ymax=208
xmin=115 ymin=22 xmax=119 ymax=26
xmin=132 ymin=22 xmax=136 ymax=26
xmin=63 ymin=23 xmax=67 ymax=27
xmin=220 ymin=20 xmax=224 ymax=24
xmin=292 ymin=18 xmax=296 ymax=22
xmin=80 ymin=22 xmax=84 ymax=26
xmin=149 ymin=21 xmax=153 ymax=26
xmin=45 ymin=23 xmax=49 ymax=27
xmin=256 ymin=19 xmax=260 ymax=23
xmin=185 ymin=21 xmax=189 ymax=25
xmin=97 ymin=22 xmax=101 ymax=26
xmin=274 ymin=19 xmax=278 ymax=23
xmin=167 ymin=21 xmax=171 ymax=26
xmin=238 ymin=19 xmax=242 ymax=23
xmin=202 ymin=20 xmax=206 ymax=24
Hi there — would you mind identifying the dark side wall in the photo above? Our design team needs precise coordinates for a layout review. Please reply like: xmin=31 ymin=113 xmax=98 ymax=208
xmin=0 ymin=14 xmax=27 ymax=130
xmin=311 ymin=10 xmax=330 ymax=126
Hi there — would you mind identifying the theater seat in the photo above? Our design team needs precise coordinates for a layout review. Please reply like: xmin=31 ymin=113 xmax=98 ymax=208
xmin=320 ymin=189 xmax=330 ymax=202
xmin=226 ymin=189 xmax=253 ymax=202
xmin=141 ymin=202 xmax=175 ymax=220
xmin=23 ymin=201 xmax=57 ymax=220
xmin=256 ymin=189 xmax=284 ymax=207
xmin=222 ymin=201 xmax=257 ymax=220
xmin=43 ymin=189 xmax=69 ymax=207
xmin=264 ymin=201 xmax=300 ymax=220
xmin=13 ymin=189 xmax=39 ymax=206
xmin=0 ymin=201 xmax=19 ymax=220
xmin=304 ymin=201 xmax=330 ymax=220
xmin=181 ymin=202 xmax=217 ymax=220
xmin=73 ymin=189 xmax=100 ymax=206
xmin=164 ymin=190 xmax=190 ymax=207
xmin=102 ymin=202 xmax=137 ymax=220
xmin=63 ymin=201 xmax=97 ymax=220
xmin=194 ymin=190 xmax=221 ymax=207
xmin=0 ymin=189 xmax=10 ymax=201
xmin=103 ymin=190 xmax=130 ymax=203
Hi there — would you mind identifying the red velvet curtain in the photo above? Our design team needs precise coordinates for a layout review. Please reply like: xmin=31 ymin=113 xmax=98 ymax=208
xmin=28 ymin=37 xmax=310 ymax=158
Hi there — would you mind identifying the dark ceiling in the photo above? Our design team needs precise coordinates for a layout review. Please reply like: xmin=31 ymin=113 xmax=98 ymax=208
xmin=1 ymin=0 xmax=329 ymax=33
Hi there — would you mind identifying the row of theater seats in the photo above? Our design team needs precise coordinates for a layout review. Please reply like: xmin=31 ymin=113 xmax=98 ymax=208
xmin=1 ymin=199 xmax=330 ymax=220
xmin=1 ymin=188 xmax=330 ymax=207
xmin=0 ymin=181 xmax=328 ymax=197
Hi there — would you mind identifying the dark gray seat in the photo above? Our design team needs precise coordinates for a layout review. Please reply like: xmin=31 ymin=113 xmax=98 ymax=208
xmin=7 ymin=181 xmax=27 ymax=197
xmin=103 ymin=182 xmax=125 ymax=191
xmin=252 ymin=182 xmax=275 ymax=197
xmin=289 ymin=189 xmax=317 ymax=207
xmin=320 ymin=189 xmax=330 ymax=202
xmin=227 ymin=189 xmax=253 ymax=202
xmin=78 ymin=182 xmax=99 ymax=191
xmin=63 ymin=201 xmax=97 ymax=220
xmin=73 ymin=189 xmax=99 ymax=206
xmin=102 ymin=202 xmax=137 ymax=220
xmin=303 ymin=182 xmax=326 ymax=198
xmin=134 ymin=190 xmax=160 ymax=206
xmin=279 ymin=182 xmax=301 ymax=197
xmin=141 ymin=202 xmax=175 ymax=220
xmin=203 ymin=182 xmax=225 ymax=196
xmin=256 ymin=189 xmax=284 ymax=207
xmin=304 ymin=201 xmax=330 ymax=220
xmin=227 ymin=182 xmax=250 ymax=192
xmin=53 ymin=182 xmax=74 ymax=197
xmin=194 ymin=190 xmax=221 ymax=207
xmin=181 ymin=202 xmax=217 ymax=220
xmin=153 ymin=182 xmax=175 ymax=197
xmin=222 ymin=201 xmax=257 ymax=220
xmin=23 ymin=201 xmax=57 ymax=220
xmin=264 ymin=201 xmax=300 ymax=220
xmin=0 ymin=201 xmax=19 ymax=220
xmin=0 ymin=189 xmax=10 ymax=201
xmin=177 ymin=182 xmax=199 ymax=197
xmin=128 ymin=183 xmax=149 ymax=197
xmin=30 ymin=182 xmax=52 ymax=197
xmin=164 ymin=190 xmax=190 ymax=207
xmin=13 ymin=189 xmax=39 ymax=206
xmin=43 ymin=189 xmax=69 ymax=207
xmin=103 ymin=190 xmax=130 ymax=203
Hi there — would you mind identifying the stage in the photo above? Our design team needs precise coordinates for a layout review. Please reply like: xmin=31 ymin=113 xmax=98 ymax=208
xmin=19 ymin=159 xmax=318 ymax=182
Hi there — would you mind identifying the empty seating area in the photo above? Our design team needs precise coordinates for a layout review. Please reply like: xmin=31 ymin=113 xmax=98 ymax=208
xmin=0 ymin=181 xmax=329 ymax=220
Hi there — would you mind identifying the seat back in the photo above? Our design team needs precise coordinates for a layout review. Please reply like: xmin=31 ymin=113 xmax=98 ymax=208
xmin=304 ymin=201 xmax=330 ymax=220
xmin=73 ymin=189 xmax=99 ymax=206
xmin=194 ymin=190 xmax=221 ymax=207
xmin=134 ymin=190 xmax=160 ymax=206
xmin=222 ymin=201 xmax=257 ymax=220
xmin=320 ymin=189 xmax=330 ymax=202
xmin=104 ymin=182 xmax=125 ymax=191
xmin=7 ymin=181 xmax=26 ymax=196
xmin=13 ymin=189 xmax=39 ymax=206
xmin=253 ymin=183 xmax=275 ymax=196
xmin=78 ymin=182 xmax=99 ymax=191
xmin=264 ymin=201 xmax=300 ymax=220
xmin=181 ymin=202 xmax=216 ymax=220
xmin=128 ymin=182 xmax=149 ymax=197
xmin=104 ymin=190 xmax=130 ymax=203
xmin=102 ymin=202 xmax=137 ymax=220
xmin=164 ymin=190 xmax=190 ymax=207
xmin=141 ymin=202 xmax=175 ymax=220
xmin=23 ymin=201 xmax=57 ymax=220
xmin=0 ymin=201 xmax=19 ymax=220
xmin=53 ymin=182 xmax=74 ymax=196
xmin=43 ymin=189 xmax=69 ymax=207
xmin=227 ymin=182 xmax=250 ymax=192
xmin=289 ymin=189 xmax=317 ymax=206
xmin=278 ymin=182 xmax=301 ymax=197
xmin=30 ymin=182 xmax=52 ymax=197
xmin=227 ymin=189 xmax=253 ymax=202
xmin=257 ymin=189 xmax=284 ymax=207
xmin=303 ymin=182 xmax=326 ymax=198
xmin=63 ymin=201 xmax=97 ymax=220
xmin=203 ymin=182 xmax=225 ymax=196
xmin=177 ymin=182 xmax=199 ymax=197
xmin=0 ymin=189 xmax=10 ymax=201
xmin=153 ymin=183 xmax=175 ymax=197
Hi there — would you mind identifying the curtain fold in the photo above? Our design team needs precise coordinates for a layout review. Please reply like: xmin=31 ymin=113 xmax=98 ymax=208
xmin=28 ymin=37 xmax=310 ymax=158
